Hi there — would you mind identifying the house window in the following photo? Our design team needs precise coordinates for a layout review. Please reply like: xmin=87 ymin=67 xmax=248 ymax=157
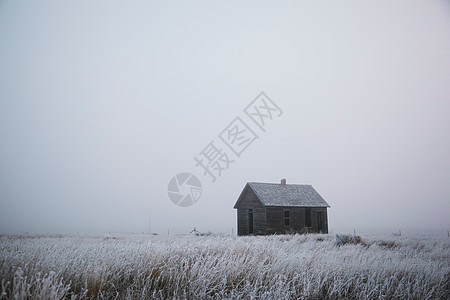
xmin=305 ymin=208 xmax=312 ymax=227
xmin=284 ymin=210 xmax=290 ymax=226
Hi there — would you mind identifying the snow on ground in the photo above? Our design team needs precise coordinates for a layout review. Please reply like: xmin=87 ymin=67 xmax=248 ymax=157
xmin=0 ymin=234 xmax=448 ymax=299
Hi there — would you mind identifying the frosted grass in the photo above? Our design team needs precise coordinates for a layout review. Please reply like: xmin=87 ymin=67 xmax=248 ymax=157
xmin=0 ymin=234 xmax=448 ymax=299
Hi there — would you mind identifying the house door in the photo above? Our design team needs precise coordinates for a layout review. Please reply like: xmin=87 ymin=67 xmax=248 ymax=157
xmin=248 ymin=209 xmax=254 ymax=234
xmin=317 ymin=212 xmax=324 ymax=232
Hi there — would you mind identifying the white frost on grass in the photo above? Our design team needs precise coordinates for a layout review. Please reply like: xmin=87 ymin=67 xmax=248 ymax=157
xmin=0 ymin=234 xmax=448 ymax=299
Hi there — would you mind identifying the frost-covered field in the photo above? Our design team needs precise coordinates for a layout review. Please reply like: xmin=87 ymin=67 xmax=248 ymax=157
xmin=0 ymin=234 xmax=448 ymax=299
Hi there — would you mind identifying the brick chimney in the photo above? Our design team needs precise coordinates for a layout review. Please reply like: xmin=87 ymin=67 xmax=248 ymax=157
xmin=281 ymin=178 xmax=286 ymax=186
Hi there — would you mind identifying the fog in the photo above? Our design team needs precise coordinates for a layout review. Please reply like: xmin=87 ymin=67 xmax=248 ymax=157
xmin=1 ymin=0 xmax=449 ymax=235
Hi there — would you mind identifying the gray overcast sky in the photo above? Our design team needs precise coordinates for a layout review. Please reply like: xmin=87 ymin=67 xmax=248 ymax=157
xmin=1 ymin=0 xmax=449 ymax=235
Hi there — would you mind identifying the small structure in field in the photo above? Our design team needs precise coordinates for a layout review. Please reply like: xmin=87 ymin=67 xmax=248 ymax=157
xmin=234 ymin=179 xmax=330 ymax=235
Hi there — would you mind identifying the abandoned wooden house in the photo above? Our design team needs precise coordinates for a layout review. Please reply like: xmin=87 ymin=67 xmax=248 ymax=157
xmin=234 ymin=179 xmax=330 ymax=235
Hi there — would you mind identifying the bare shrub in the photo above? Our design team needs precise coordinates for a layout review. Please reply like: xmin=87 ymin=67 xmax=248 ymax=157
xmin=335 ymin=234 xmax=362 ymax=246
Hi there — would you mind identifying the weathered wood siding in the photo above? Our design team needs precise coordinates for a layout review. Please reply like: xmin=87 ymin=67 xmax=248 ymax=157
xmin=236 ymin=188 xmax=266 ymax=235
xmin=313 ymin=207 xmax=328 ymax=233
xmin=265 ymin=207 xmax=328 ymax=234
xmin=265 ymin=207 xmax=283 ymax=234
xmin=291 ymin=207 xmax=306 ymax=231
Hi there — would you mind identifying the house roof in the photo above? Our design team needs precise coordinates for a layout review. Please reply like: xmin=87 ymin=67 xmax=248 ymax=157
xmin=234 ymin=182 xmax=330 ymax=208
